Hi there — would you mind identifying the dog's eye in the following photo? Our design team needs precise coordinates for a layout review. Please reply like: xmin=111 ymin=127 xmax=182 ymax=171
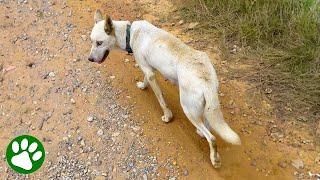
xmin=96 ymin=41 xmax=103 ymax=46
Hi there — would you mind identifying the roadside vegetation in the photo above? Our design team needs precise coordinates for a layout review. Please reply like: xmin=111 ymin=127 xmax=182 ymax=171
xmin=177 ymin=0 xmax=320 ymax=121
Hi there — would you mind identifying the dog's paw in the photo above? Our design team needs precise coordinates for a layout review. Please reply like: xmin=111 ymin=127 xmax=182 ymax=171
xmin=196 ymin=129 xmax=205 ymax=138
xmin=210 ymin=151 xmax=221 ymax=169
xmin=136 ymin=81 xmax=147 ymax=90
xmin=161 ymin=109 xmax=173 ymax=123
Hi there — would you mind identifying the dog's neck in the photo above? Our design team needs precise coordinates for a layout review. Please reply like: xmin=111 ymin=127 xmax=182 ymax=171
xmin=113 ymin=20 xmax=131 ymax=51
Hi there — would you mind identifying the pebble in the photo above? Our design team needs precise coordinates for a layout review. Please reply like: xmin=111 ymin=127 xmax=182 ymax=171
xmin=187 ymin=22 xmax=199 ymax=30
xmin=87 ymin=115 xmax=95 ymax=122
xmin=132 ymin=126 xmax=140 ymax=132
xmin=80 ymin=140 xmax=86 ymax=146
xmin=178 ymin=20 xmax=184 ymax=25
xmin=183 ymin=169 xmax=189 ymax=176
xmin=70 ymin=98 xmax=76 ymax=104
xmin=112 ymin=132 xmax=120 ymax=137
xmin=124 ymin=59 xmax=130 ymax=63
xmin=77 ymin=136 xmax=83 ymax=141
xmin=97 ymin=129 xmax=104 ymax=136
xmin=278 ymin=161 xmax=287 ymax=168
xmin=291 ymin=159 xmax=304 ymax=169
xmin=81 ymin=35 xmax=87 ymax=41
xmin=48 ymin=72 xmax=55 ymax=77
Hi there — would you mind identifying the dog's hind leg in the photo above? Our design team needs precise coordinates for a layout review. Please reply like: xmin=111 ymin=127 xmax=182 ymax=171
xmin=180 ymin=89 xmax=221 ymax=168
xmin=140 ymin=65 xmax=173 ymax=123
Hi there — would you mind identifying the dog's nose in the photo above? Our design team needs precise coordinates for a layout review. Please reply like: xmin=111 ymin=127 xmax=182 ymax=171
xmin=88 ymin=56 xmax=94 ymax=62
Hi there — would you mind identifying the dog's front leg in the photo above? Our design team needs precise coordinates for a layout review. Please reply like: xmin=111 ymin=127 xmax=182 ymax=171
xmin=136 ymin=76 xmax=148 ymax=90
xmin=142 ymin=67 xmax=173 ymax=123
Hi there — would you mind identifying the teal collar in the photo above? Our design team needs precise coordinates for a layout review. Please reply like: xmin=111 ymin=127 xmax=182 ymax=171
xmin=126 ymin=24 xmax=133 ymax=53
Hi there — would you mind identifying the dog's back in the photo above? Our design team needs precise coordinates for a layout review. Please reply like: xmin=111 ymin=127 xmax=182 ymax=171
xmin=130 ymin=21 xmax=219 ymax=87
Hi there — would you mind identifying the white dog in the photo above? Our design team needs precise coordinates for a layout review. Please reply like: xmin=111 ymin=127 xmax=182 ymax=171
xmin=88 ymin=10 xmax=241 ymax=168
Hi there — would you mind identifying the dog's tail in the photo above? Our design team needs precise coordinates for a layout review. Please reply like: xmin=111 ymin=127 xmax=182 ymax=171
xmin=203 ymin=88 xmax=241 ymax=145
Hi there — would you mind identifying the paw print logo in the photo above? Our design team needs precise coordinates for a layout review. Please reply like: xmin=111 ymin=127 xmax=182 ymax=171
xmin=6 ymin=135 xmax=45 ymax=174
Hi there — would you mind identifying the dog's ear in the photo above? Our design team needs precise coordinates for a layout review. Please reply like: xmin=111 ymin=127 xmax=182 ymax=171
xmin=94 ymin=9 xmax=103 ymax=24
xmin=104 ymin=15 xmax=114 ymax=34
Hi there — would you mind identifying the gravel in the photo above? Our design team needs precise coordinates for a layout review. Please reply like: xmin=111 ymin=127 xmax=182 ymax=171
xmin=292 ymin=159 xmax=304 ymax=170
xmin=87 ymin=115 xmax=95 ymax=122
xmin=1 ymin=0 xmax=183 ymax=179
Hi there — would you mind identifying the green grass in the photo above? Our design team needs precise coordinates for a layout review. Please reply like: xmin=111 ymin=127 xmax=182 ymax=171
xmin=178 ymin=0 xmax=320 ymax=120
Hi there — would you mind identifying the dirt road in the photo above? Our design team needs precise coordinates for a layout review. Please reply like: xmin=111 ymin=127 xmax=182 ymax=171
xmin=0 ymin=0 xmax=318 ymax=179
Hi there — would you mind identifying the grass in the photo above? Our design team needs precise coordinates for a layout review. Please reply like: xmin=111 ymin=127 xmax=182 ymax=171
xmin=177 ymin=0 xmax=320 ymax=120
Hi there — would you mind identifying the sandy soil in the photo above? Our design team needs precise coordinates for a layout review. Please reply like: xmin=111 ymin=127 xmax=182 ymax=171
xmin=0 ymin=0 xmax=319 ymax=179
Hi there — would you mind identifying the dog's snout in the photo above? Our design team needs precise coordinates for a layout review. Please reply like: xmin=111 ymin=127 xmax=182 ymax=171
xmin=88 ymin=56 xmax=94 ymax=62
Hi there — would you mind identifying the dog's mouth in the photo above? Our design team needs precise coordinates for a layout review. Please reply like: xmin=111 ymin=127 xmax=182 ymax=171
xmin=97 ymin=50 xmax=110 ymax=64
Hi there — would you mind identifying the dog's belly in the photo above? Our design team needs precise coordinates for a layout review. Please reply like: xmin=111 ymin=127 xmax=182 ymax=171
xmin=158 ymin=67 xmax=178 ymax=85
xmin=148 ymin=56 xmax=178 ymax=84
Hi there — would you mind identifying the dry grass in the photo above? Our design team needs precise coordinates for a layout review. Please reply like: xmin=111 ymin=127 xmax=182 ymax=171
xmin=175 ymin=0 xmax=320 ymax=121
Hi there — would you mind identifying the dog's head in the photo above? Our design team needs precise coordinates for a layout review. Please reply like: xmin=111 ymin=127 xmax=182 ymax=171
xmin=88 ymin=10 xmax=116 ymax=64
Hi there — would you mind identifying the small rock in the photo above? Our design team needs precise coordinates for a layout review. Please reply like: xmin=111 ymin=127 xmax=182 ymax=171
xmin=173 ymin=161 xmax=177 ymax=166
xmin=124 ymin=59 xmax=130 ymax=63
xmin=278 ymin=161 xmax=287 ymax=168
xmin=80 ymin=140 xmax=86 ymax=146
xmin=183 ymin=169 xmax=189 ymax=176
xmin=121 ymin=114 xmax=129 ymax=119
xmin=187 ymin=22 xmax=199 ymax=30
xmin=81 ymin=35 xmax=87 ymax=41
xmin=132 ymin=126 xmax=140 ymax=132
xmin=109 ymin=75 xmax=115 ymax=79
xmin=87 ymin=115 xmax=95 ymax=122
xmin=70 ymin=98 xmax=76 ymax=104
xmin=291 ymin=159 xmax=304 ymax=169
xmin=112 ymin=132 xmax=120 ymax=137
xmin=48 ymin=72 xmax=55 ymax=77
xmin=3 ymin=65 xmax=16 ymax=73
xmin=178 ymin=20 xmax=184 ymax=25
xmin=264 ymin=87 xmax=273 ymax=94
xmin=97 ymin=129 xmax=104 ymax=136
xmin=250 ymin=161 xmax=257 ymax=167
xmin=77 ymin=136 xmax=83 ymax=142
xmin=26 ymin=62 xmax=35 ymax=68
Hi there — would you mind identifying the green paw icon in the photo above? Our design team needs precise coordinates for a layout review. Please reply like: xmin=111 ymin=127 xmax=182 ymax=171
xmin=6 ymin=135 xmax=45 ymax=174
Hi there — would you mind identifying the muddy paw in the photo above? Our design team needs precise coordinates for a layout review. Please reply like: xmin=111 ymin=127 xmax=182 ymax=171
xmin=210 ymin=152 xmax=221 ymax=168
xmin=136 ymin=81 xmax=147 ymax=90
xmin=161 ymin=110 xmax=173 ymax=123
